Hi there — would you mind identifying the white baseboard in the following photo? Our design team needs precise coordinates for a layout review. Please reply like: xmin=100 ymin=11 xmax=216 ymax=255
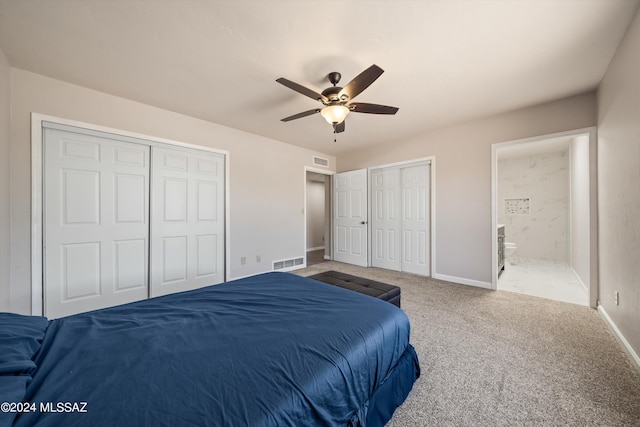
xmin=598 ymin=305 xmax=640 ymax=375
xmin=306 ymin=246 xmax=325 ymax=252
xmin=323 ymin=255 xmax=331 ymax=260
xmin=433 ymin=273 xmax=493 ymax=290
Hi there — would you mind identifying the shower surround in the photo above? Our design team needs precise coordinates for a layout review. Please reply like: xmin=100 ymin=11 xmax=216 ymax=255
xmin=498 ymin=150 xmax=569 ymax=262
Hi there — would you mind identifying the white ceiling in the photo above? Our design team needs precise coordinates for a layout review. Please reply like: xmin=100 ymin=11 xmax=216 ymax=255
xmin=0 ymin=0 xmax=638 ymax=156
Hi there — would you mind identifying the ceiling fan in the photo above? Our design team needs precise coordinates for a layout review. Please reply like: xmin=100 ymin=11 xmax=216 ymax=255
xmin=276 ymin=64 xmax=398 ymax=134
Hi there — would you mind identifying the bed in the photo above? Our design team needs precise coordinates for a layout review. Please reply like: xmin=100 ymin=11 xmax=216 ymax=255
xmin=1 ymin=272 xmax=419 ymax=427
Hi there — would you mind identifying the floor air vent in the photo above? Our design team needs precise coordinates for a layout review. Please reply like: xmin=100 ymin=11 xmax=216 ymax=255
xmin=273 ymin=257 xmax=305 ymax=271
xmin=312 ymin=156 xmax=329 ymax=167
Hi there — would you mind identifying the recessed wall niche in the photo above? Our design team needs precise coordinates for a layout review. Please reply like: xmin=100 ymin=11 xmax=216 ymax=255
xmin=504 ymin=198 xmax=530 ymax=215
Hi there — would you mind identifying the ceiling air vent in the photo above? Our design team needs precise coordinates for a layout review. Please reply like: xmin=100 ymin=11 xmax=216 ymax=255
xmin=312 ymin=156 xmax=329 ymax=167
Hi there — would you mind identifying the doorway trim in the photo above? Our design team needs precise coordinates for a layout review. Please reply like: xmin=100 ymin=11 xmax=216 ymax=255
xmin=490 ymin=126 xmax=598 ymax=307
xmin=303 ymin=166 xmax=334 ymax=268
xmin=31 ymin=113 xmax=231 ymax=315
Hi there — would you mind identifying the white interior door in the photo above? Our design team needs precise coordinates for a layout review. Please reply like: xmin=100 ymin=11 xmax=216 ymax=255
xmin=333 ymin=169 xmax=368 ymax=267
xmin=44 ymin=127 xmax=150 ymax=318
xmin=371 ymin=168 xmax=401 ymax=270
xmin=150 ymin=146 xmax=225 ymax=297
xmin=401 ymin=164 xmax=431 ymax=276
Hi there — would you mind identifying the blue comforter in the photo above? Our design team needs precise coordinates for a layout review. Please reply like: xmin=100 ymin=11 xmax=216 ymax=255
xmin=2 ymin=272 xmax=419 ymax=427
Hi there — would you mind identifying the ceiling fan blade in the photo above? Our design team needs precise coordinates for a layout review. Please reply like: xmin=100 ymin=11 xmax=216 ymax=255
xmin=349 ymin=102 xmax=399 ymax=115
xmin=334 ymin=121 xmax=345 ymax=133
xmin=276 ymin=78 xmax=328 ymax=103
xmin=281 ymin=108 xmax=321 ymax=122
xmin=339 ymin=65 xmax=384 ymax=101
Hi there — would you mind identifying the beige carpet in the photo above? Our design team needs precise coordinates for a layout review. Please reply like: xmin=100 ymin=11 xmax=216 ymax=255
xmin=295 ymin=261 xmax=640 ymax=426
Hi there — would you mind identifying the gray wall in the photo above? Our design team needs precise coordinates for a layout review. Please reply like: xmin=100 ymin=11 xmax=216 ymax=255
xmin=597 ymin=8 xmax=640 ymax=360
xmin=498 ymin=150 xmax=569 ymax=262
xmin=339 ymin=93 xmax=596 ymax=286
xmin=5 ymin=68 xmax=336 ymax=314
xmin=0 ymin=48 xmax=10 ymax=312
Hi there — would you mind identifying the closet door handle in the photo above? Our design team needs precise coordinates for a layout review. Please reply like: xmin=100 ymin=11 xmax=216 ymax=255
xmin=360 ymin=221 xmax=368 ymax=225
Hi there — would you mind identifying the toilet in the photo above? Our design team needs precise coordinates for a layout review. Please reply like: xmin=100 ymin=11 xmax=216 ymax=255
xmin=504 ymin=242 xmax=517 ymax=262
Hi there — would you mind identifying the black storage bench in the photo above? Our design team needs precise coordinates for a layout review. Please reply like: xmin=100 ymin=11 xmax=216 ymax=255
xmin=307 ymin=271 xmax=401 ymax=308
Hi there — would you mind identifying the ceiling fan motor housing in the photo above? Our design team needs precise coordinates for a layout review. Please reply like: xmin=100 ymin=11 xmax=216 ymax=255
xmin=321 ymin=86 xmax=345 ymax=104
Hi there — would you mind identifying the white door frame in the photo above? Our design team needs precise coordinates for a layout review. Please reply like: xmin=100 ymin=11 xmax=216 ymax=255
xmin=31 ymin=113 xmax=230 ymax=316
xmin=367 ymin=156 xmax=435 ymax=276
xmin=490 ymin=127 xmax=598 ymax=308
xmin=303 ymin=166 xmax=334 ymax=267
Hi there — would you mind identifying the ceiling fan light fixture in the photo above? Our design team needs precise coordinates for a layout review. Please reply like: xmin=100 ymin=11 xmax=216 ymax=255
xmin=277 ymin=64 xmax=396 ymax=135
xmin=320 ymin=104 xmax=350 ymax=124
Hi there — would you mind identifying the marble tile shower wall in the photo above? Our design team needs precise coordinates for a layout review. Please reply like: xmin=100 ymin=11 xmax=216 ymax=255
xmin=498 ymin=151 xmax=569 ymax=262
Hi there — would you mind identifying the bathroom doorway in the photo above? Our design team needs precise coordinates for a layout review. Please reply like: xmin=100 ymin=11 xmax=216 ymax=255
xmin=305 ymin=169 xmax=332 ymax=266
xmin=491 ymin=128 xmax=597 ymax=307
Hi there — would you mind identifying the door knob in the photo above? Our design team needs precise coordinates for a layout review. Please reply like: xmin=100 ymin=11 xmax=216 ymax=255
xmin=360 ymin=221 xmax=367 ymax=225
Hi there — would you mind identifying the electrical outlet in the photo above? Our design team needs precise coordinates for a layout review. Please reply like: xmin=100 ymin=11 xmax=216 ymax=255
xmin=256 ymin=255 xmax=261 ymax=262
xmin=241 ymin=256 xmax=246 ymax=265
xmin=615 ymin=291 xmax=619 ymax=306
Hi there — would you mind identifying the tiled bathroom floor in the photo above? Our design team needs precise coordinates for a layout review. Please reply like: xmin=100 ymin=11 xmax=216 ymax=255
xmin=498 ymin=257 xmax=588 ymax=306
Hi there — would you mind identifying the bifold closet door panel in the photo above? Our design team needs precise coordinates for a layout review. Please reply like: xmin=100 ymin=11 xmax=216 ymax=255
xmin=44 ymin=128 xmax=150 ymax=318
xmin=371 ymin=168 xmax=401 ymax=271
xmin=150 ymin=146 xmax=225 ymax=297
xmin=401 ymin=164 xmax=430 ymax=276
xmin=370 ymin=163 xmax=430 ymax=276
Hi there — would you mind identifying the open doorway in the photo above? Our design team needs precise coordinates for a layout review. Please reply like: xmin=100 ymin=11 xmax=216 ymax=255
xmin=491 ymin=128 xmax=598 ymax=307
xmin=305 ymin=170 xmax=332 ymax=267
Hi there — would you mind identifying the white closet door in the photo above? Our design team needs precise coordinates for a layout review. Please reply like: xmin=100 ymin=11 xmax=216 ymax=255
xmin=44 ymin=128 xmax=150 ymax=318
xmin=333 ymin=169 xmax=368 ymax=267
xmin=371 ymin=168 xmax=401 ymax=271
xmin=401 ymin=164 xmax=430 ymax=276
xmin=150 ymin=146 xmax=225 ymax=297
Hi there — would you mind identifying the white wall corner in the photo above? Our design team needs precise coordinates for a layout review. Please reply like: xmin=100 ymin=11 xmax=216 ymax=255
xmin=597 ymin=305 xmax=640 ymax=376
xmin=569 ymin=265 xmax=589 ymax=296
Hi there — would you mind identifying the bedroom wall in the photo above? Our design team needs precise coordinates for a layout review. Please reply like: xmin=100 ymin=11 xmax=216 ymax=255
xmin=597 ymin=8 xmax=640 ymax=362
xmin=0 ymin=48 xmax=10 ymax=312
xmin=338 ymin=92 xmax=596 ymax=286
xmin=7 ymin=68 xmax=336 ymax=315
